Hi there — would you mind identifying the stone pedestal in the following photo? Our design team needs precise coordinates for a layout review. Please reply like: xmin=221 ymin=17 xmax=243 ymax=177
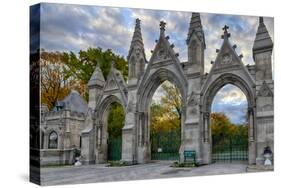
xmin=121 ymin=128 xmax=136 ymax=164
xmin=81 ymin=128 xmax=95 ymax=165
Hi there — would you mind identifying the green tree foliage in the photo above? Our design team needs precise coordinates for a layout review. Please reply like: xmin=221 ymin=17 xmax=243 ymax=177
xmin=40 ymin=47 xmax=128 ymax=109
xmin=107 ymin=103 xmax=125 ymax=138
xmin=62 ymin=47 xmax=128 ymax=100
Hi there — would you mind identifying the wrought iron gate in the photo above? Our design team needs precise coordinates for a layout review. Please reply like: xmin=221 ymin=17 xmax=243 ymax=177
xmin=107 ymin=137 xmax=122 ymax=161
xmin=151 ymin=129 xmax=181 ymax=160
xmin=212 ymin=135 xmax=248 ymax=162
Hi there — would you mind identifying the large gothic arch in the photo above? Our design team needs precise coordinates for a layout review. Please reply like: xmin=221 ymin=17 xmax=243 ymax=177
xmin=137 ymin=68 xmax=187 ymax=112
xmin=200 ymin=73 xmax=256 ymax=164
xmin=136 ymin=67 xmax=187 ymax=163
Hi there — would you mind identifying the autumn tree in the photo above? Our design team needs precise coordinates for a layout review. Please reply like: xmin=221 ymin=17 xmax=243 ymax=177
xmin=211 ymin=113 xmax=235 ymax=138
xmin=210 ymin=112 xmax=248 ymax=145
xmin=150 ymin=81 xmax=182 ymax=134
xmin=40 ymin=47 xmax=128 ymax=110
xmin=40 ymin=50 xmax=82 ymax=110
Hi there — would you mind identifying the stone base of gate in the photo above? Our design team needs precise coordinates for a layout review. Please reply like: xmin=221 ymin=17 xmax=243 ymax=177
xmin=137 ymin=146 xmax=150 ymax=163
xmin=246 ymin=164 xmax=274 ymax=172
xmin=121 ymin=128 xmax=136 ymax=164
xmin=95 ymin=152 xmax=106 ymax=164
xmin=201 ymin=142 xmax=212 ymax=164
xmin=248 ymin=140 xmax=257 ymax=165
xmin=81 ymin=129 xmax=95 ymax=165
xmin=82 ymin=160 xmax=95 ymax=165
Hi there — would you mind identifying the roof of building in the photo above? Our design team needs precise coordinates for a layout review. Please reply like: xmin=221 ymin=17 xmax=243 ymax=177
xmin=53 ymin=90 xmax=88 ymax=114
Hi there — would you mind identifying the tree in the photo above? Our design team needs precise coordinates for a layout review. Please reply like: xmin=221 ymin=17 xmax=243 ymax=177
xmin=62 ymin=47 xmax=128 ymax=101
xmin=150 ymin=81 xmax=182 ymax=133
xmin=40 ymin=50 xmax=82 ymax=110
xmin=160 ymin=82 xmax=182 ymax=119
xmin=40 ymin=47 xmax=128 ymax=109
xmin=210 ymin=112 xmax=248 ymax=145
xmin=107 ymin=103 xmax=125 ymax=138
xmin=210 ymin=113 xmax=235 ymax=138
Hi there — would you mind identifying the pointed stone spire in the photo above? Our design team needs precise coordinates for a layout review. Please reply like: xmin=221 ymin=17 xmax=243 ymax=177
xmin=127 ymin=18 xmax=146 ymax=81
xmin=187 ymin=12 xmax=205 ymax=48
xmin=253 ymin=16 xmax=273 ymax=55
xmin=128 ymin=18 xmax=144 ymax=59
xmin=88 ymin=63 xmax=105 ymax=88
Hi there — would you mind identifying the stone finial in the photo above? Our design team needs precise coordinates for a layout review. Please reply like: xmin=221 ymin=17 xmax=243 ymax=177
xmin=221 ymin=25 xmax=231 ymax=39
xmin=222 ymin=25 xmax=229 ymax=33
xmin=160 ymin=20 xmax=166 ymax=36
xmin=136 ymin=18 xmax=141 ymax=27
xmin=259 ymin=17 xmax=264 ymax=24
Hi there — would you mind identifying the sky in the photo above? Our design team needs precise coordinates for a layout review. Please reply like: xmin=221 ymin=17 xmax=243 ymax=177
xmin=36 ymin=3 xmax=274 ymax=124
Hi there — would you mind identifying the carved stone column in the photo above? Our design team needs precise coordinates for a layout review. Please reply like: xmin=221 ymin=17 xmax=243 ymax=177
xmin=248 ymin=107 xmax=254 ymax=141
xmin=203 ymin=112 xmax=210 ymax=142
xmin=136 ymin=111 xmax=149 ymax=163
xmin=248 ymin=106 xmax=256 ymax=165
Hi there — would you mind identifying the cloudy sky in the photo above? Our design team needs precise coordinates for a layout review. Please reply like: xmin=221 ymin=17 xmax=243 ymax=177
xmin=37 ymin=3 xmax=274 ymax=124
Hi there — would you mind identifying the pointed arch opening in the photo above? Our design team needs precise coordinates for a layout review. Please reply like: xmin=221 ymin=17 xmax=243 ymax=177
xmin=96 ymin=95 xmax=126 ymax=163
xmin=150 ymin=81 xmax=182 ymax=160
xmin=211 ymin=84 xmax=248 ymax=162
xmin=48 ymin=131 xmax=58 ymax=149
xmin=107 ymin=102 xmax=125 ymax=161
xmin=201 ymin=73 xmax=255 ymax=164
xmin=136 ymin=68 xmax=187 ymax=163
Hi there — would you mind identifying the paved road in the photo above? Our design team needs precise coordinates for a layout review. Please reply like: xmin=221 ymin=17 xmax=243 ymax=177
xmin=40 ymin=161 xmax=248 ymax=186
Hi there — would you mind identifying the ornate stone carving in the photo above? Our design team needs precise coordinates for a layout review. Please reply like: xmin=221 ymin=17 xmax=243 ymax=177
xmin=261 ymin=104 xmax=273 ymax=111
xmin=190 ymin=108 xmax=197 ymax=115
xmin=187 ymin=92 xmax=198 ymax=106
xmin=221 ymin=53 xmax=232 ymax=64
xmin=258 ymin=82 xmax=273 ymax=97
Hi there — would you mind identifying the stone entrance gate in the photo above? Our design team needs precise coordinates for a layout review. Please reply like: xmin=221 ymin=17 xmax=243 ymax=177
xmin=81 ymin=14 xmax=274 ymax=166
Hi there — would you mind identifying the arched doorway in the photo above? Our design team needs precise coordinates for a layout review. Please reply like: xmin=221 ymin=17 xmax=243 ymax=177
xmin=107 ymin=102 xmax=125 ymax=161
xmin=210 ymin=84 xmax=248 ymax=162
xmin=150 ymin=81 xmax=182 ymax=160
xmin=136 ymin=68 xmax=187 ymax=163
xmin=201 ymin=73 xmax=255 ymax=164
xmin=96 ymin=95 xmax=126 ymax=163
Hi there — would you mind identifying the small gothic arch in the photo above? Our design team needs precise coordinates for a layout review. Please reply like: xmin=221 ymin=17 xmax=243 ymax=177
xmin=189 ymin=40 xmax=198 ymax=63
xmin=48 ymin=131 xmax=58 ymax=149
xmin=94 ymin=94 xmax=126 ymax=163
xmin=130 ymin=56 xmax=136 ymax=78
